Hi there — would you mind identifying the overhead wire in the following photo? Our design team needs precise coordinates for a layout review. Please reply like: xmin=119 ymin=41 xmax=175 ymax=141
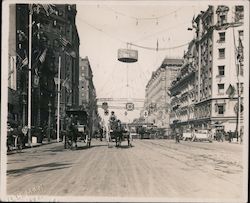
xmin=129 ymin=42 xmax=189 ymax=51
xmin=103 ymin=6 xmax=184 ymax=21
xmin=77 ymin=13 xmax=191 ymax=52
xmin=132 ymin=20 xmax=191 ymax=43
xmin=77 ymin=15 xmax=126 ymax=44
xmin=97 ymin=61 xmax=120 ymax=95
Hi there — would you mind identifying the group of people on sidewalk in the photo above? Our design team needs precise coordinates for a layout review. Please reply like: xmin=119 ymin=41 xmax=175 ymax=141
xmin=172 ymin=126 xmax=243 ymax=144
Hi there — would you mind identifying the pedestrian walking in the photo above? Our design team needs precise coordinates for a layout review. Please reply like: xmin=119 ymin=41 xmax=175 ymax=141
xmin=228 ymin=130 xmax=232 ymax=143
xmin=72 ymin=124 xmax=78 ymax=149
xmin=64 ymin=115 xmax=73 ymax=149
xmin=208 ymin=129 xmax=213 ymax=143
xmin=99 ymin=127 xmax=103 ymax=141
xmin=174 ymin=128 xmax=180 ymax=143
xmin=239 ymin=128 xmax=243 ymax=144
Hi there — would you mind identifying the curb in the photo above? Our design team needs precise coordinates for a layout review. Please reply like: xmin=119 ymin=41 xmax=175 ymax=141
xmin=7 ymin=140 xmax=61 ymax=155
xmin=25 ymin=140 xmax=59 ymax=148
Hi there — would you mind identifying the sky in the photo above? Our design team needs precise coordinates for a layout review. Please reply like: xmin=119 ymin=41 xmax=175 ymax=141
xmin=75 ymin=1 xmax=208 ymax=123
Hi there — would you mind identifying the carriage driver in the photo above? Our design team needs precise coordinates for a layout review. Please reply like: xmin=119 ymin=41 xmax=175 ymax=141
xmin=109 ymin=111 xmax=117 ymax=124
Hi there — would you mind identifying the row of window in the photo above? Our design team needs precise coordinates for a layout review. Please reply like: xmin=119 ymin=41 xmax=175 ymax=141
xmin=218 ymin=82 xmax=243 ymax=95
xmin=217 ymin=6 xmax=244 ymax=25
xmin=218 ymin=30 xmax=243 ymax=43
xmin=217 ymin=64 xmax=243 ymax=77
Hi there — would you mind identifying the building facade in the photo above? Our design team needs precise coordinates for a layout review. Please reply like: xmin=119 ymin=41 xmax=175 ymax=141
xmin=169 ymin=5 xmax=244 ymax=137
xmin=79 ymin=57 xmax=100 ymax=136
xmin=144 ymin=58 xmax=182 ymax=128
xmin=8 ymin=4 xmax=80 ymax=132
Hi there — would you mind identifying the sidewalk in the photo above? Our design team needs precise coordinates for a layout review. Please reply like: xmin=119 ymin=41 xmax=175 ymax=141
xmin=24 ymin=139 xmax=59 ymax=148
xmin=7 ymin=139 xmax=61 ymax=155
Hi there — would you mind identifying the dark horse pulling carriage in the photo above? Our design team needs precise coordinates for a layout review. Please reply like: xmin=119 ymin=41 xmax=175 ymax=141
xmin=109 ymin=120 xmax=131 ymax=147
xmin=65 ymin=109 xmax=90 ymax=148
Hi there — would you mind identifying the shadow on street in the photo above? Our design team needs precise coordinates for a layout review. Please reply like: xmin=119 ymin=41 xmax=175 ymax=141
xmin=7 ymin=162 xmax=72 ymax=176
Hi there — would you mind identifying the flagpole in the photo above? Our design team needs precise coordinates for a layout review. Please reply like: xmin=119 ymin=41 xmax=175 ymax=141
xmin=28 ymin=5 xmax=33 ymax=146
xmin=57 ymin=55 xmax=61 ymax=142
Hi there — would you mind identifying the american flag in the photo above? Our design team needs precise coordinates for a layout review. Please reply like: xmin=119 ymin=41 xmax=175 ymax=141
xmin=59 ymin=36 xmax=70 ymax=47
xmin=32 ymin=4 xmax=58 ymax=16
xmin=62 ymin=77 xmax=71 ymax=92
xmin=39 ymin=48 xmax=47 ymax=63
xmin=19 ymin=54 xmax=28 ymax=69
xmin=226 ymin=84 xmax=235 ymax=98
xmin=65 ymin=49 xmax=76 ymax=58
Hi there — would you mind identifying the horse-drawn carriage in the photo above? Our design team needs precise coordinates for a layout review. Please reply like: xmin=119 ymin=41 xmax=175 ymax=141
xmin=108 ymin=121 xmax=132 ymax=147
xmin=65 ymin=109 xmax=90 ymax=148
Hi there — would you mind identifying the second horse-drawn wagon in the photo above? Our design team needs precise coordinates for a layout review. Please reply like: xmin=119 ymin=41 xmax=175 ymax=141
xmin=108 ymin=121 xmax=132 ymax=147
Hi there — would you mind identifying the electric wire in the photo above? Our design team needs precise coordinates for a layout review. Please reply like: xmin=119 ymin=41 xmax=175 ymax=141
xmin=77 ymin=15 xmax=192 ymax=51
xmin=103 ymin=6 xmax=184 ymax=21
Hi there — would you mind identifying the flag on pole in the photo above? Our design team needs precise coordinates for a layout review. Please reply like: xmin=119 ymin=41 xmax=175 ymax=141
xmin=156 ymin=39 xmax=159 ymax=51
xmin=59 ymin=36 xmax=70 ymax=47
xmin=65 ymin=48 xmax=76 ymax=58
xmin=31 ymin=4 xmax=58 ymax=16
xmin=19 ymin=54 xmax=28 ymax=69
xmin=237 ymin=37 xmax=243 ymax=62
xmin=62 ymin=77 xmax=71 ymax=92
xmin=226 ymin=84 xmax=236 ymax=98
xmin=62 ymin=77 xmax=69 ymax=87
xmin=192 ymin=15 xmax=197 ymax=29
xmin=59 ymin=36 xmax=76 ymax=58
xmin=39 ymin=48 xmax=47 ymax=63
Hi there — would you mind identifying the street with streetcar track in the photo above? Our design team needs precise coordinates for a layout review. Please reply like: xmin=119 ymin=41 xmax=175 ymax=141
xmin=6 ymin=139 xmax=244 ymax=201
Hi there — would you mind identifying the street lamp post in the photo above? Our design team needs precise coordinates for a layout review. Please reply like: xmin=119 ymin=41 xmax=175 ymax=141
xmin=48 ymin=100 xmax=52 ymax=143
xmin=27 ymin=5 xmax=33 ymax=146
xmin=57 ymin=55 xmax=61 ymax=142
xmin=22 ymin=91 xmax=27 ymax=127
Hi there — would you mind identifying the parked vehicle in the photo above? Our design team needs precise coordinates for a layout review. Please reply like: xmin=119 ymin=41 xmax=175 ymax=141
xmin=66 ymin=109 xmax=90 ymax=148
xmin=7 ymin=124 xmax=24 ymax=152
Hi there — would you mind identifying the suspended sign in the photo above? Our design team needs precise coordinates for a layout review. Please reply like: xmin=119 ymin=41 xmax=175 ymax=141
xmin=126 ymin=102 xmax=134 ymax=111
xmin=143 ymin=110 xmax=148 ymax=118
xmin=118 ymin=49 xmax=138 ymax=63
xmin=102 ymin=102 xmax=108 ymax=110
xmin=234 ymin=102 xmax=244 ymax=113
xmin=104 ymin=109 xmax=109 ymax=116
xmin=33 ymin=75 xmax=40 ymax=88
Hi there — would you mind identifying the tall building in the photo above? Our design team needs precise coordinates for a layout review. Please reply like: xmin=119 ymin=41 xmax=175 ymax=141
xmin=79 ymin=57 xmax=100 ymax=135
xmin=169 ymin=5 xmax=244 ymax=136
xmin=8 ymin=4 xmax=80 ymax=131
xmin=8 ymin=4 xmax=19 ymax=126
xmin=144 ymin=58 xmax=182 ymax=128
xmin=169 ymin=41 xmax=196 ymax=130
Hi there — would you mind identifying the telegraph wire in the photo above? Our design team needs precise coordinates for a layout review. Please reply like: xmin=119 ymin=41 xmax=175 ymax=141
xmin=103 ymin=6 xmax=184 ymax=21
xmin=132 ymin=20 xmax=191 ymax=43
xmin=129 ymin=42 xmax=189 ymax=51
xmin=77 ymin=16 xmax=126 ymax=44
xmin=77 ymin=15 xmax=192 ymax=52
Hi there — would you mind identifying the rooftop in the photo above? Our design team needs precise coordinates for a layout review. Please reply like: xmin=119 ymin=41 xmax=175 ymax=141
xmin=160 ymin=58 xmax=183 ymax=68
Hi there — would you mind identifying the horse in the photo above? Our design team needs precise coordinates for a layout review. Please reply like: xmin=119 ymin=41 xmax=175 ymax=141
xmin=107 ymin=119 xmax=123 ymax=147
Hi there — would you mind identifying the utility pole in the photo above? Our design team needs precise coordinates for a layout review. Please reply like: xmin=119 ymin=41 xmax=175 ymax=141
xmin=197 ymin=18 xmax=202 ymax=102
xmin=57 ymin=55 xmax=61 ymax=142
xmin=233 ymin=27 xmax=242 ymax=143
xmin=27 ymin=5 xmax=33 ymax=146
